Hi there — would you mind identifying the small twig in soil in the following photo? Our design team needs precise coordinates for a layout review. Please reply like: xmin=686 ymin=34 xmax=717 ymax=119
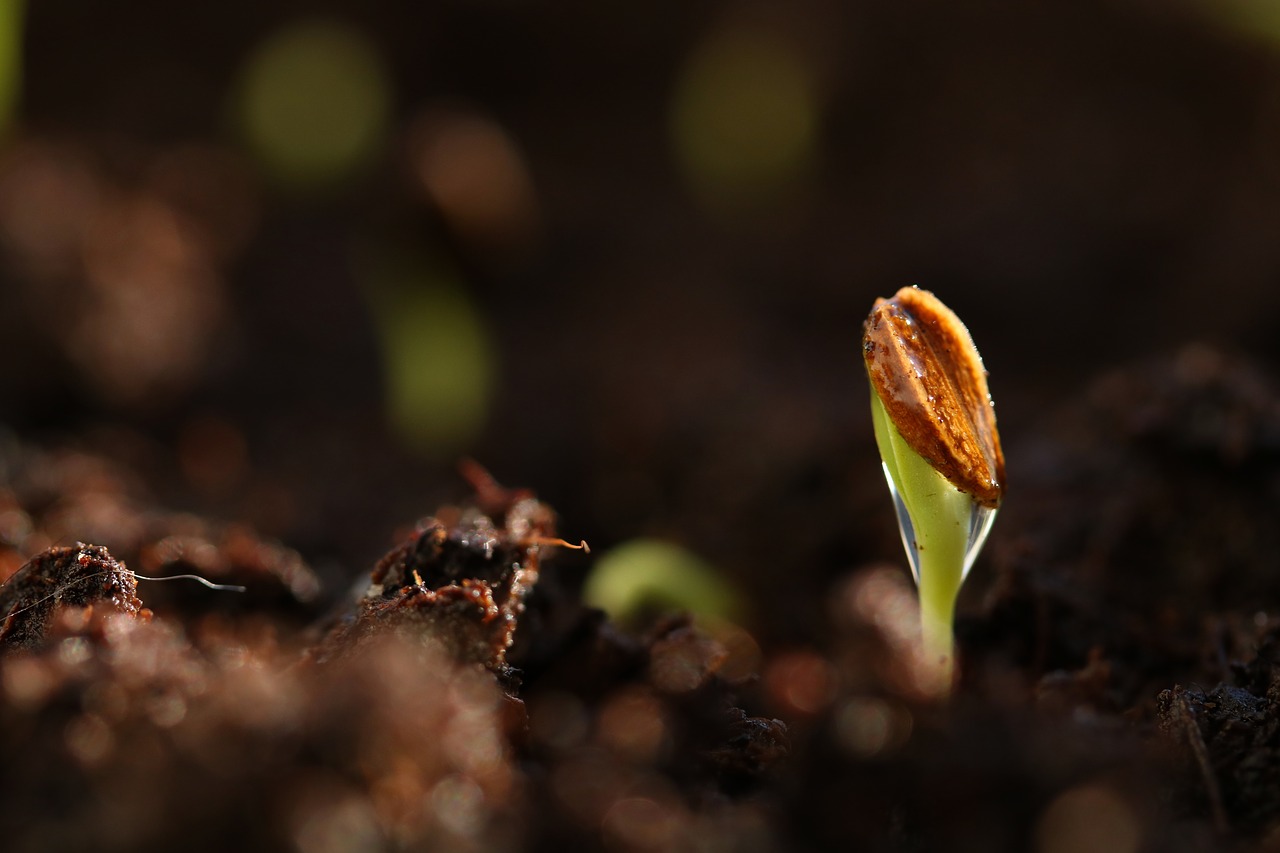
xmin=1174 ymin=690 xmax=1229 ymax=835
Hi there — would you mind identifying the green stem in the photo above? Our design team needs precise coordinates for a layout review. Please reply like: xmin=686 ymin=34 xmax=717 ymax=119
xmin=915 ymin=527 xmax=964 ymax=684
xmin=870 ymin=390 xmax=975 ymax=691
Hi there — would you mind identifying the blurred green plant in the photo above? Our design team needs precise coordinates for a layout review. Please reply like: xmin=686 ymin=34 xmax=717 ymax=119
xmin=1211 ymin=1 xmax=1280 ymax=47
xmin=359 ymin=250 xmax=495 ymax=458
xmin=583 ymin=538 xmax=743 ymax=628
xmin=233 ymin=19 xmax=390 ymax=189
xmin=670 ymin=27 xmax=818 ymax=213
xmin=0 ymin=0 xmax=24 ymax=138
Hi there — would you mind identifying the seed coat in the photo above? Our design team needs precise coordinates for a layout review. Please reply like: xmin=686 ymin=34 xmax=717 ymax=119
xmin=862 ymin=286 xmax=1005 ymax=508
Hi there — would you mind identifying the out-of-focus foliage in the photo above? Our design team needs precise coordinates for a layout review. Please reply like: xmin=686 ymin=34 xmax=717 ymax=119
xmin=670 ymin=26 xmax=819 ymax=213
xmin=233 ymin=20 xmax=390 ymax=189
xmin=1212 ymin=0 xmax=1280 ymax=47
xmin=583 ymin=538 xmax=744 ymax=626
xmin=0 ymin=0 xmax=22 ymax=137
xmin=360 ymin=251 xmax=495 ymax=458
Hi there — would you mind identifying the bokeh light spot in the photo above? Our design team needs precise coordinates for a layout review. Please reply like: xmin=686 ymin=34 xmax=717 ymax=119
xmin=670 ymin=27 xmax=819 ymax=212
xmin=1210 ymin=1 xmax=1280 ymax=49
xmin=595 ymin=688 xmax=667 ymax=764
xmin=1035 ymin=783 xmax=1142 ymax=853
xmin=834 ymin=696 xmax=913 ymax=757
xmin=234 ymin=20 xmax=390 ymax=189
xmin=361 ymin=254 xmax=495 ymax=458
xmin=601 ymin=796 xmax=681 ymax=850
xmin=409 ymin=108 xmax=540 ymax=253
xmin=0 ymin=0 xmax=23 ymax=139
xmin=763 ymin=650 xmax=835 ymax=716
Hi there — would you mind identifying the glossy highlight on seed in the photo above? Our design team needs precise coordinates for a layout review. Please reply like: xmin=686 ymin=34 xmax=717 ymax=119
xmin=862 ymin=286 xmax=1005 ymax=508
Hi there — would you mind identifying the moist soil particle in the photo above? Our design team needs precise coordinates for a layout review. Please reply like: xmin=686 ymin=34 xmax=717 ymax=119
xmin=3 ymin=346 xmax=1280 ymax=851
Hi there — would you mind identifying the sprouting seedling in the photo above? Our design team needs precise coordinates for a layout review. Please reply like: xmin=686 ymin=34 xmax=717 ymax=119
xmin=862 ymin=286 xmax=1005 ymax=689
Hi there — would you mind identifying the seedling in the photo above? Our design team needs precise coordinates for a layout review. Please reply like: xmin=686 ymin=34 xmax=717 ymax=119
xmin=862 ymin=287 xmax=1005 ymax=688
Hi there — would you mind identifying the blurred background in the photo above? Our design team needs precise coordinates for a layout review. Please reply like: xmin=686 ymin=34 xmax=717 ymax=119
xmin=3 ymin=0 xmax=1280 ymax=644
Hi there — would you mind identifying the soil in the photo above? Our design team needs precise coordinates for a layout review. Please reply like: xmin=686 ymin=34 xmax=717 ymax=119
xmin=3 ymin=346 xmax=1280 ymax=853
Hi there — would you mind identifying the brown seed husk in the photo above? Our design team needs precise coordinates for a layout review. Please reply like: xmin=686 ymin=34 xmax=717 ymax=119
xmin=862 ymin=286 xmax=1005 ymax=507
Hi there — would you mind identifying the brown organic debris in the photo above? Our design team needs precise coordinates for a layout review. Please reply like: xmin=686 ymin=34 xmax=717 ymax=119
xmin=706 ymin=708 xmax=790 ymax=780
xmin=0 ymin=543 xmax=145 ymax=649
xmin=319 ymin=479 xmax=563 ymax=674
xmin=862 ymin=285 xmax=1005 ymax=507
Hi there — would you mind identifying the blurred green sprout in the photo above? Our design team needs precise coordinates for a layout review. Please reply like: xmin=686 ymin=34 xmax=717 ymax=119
xmin=358 ymin=248 xmax=495 ymax=458
xmin=233 ymin=19 xmax=390 ymax=189
xmin=669 ymin=26 xmax=818 ymax=214
xmin=583 ymin=538 xmax=743 ymax=629
xmin=0 ymin=0 xmax=24 ymax=139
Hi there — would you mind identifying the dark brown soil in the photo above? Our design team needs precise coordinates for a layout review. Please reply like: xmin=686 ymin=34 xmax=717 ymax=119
xmin=4 ymin=346 xmax=1280 ymax=852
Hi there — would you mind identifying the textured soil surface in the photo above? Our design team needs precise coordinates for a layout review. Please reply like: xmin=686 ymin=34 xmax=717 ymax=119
xmin=4 ymin=346 xmax=1280 ymax=852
